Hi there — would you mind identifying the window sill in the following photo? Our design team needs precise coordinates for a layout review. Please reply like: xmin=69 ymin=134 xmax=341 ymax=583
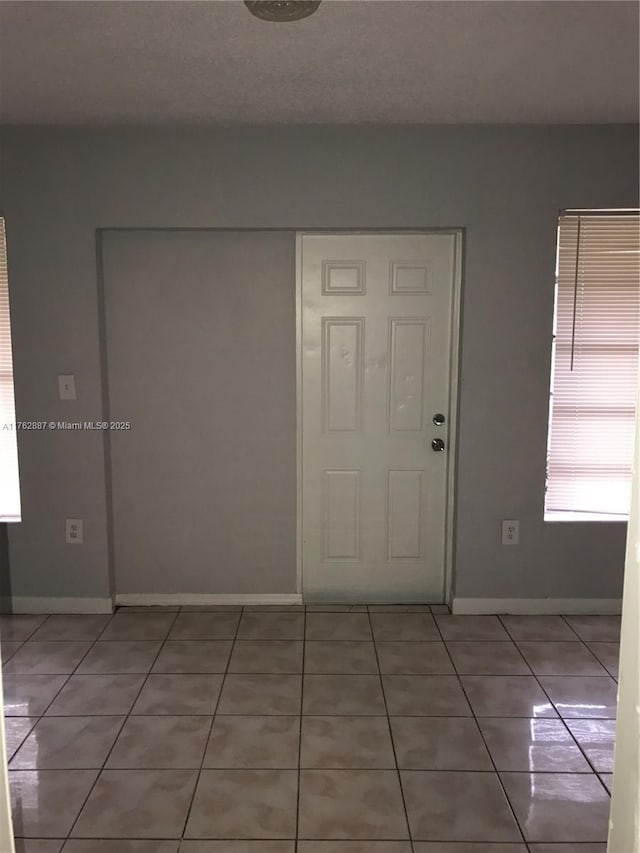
xmin=545 ymin=511 xmax=628 ymax=523
xmin=0 ymin=515 xmax=21 ymax=523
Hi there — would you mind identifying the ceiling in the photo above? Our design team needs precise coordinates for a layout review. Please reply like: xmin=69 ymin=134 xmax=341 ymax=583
xmin=0 ymin=0 xmax=638 ymax=125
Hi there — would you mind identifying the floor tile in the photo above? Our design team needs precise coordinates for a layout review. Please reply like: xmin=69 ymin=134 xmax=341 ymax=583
xmin=151 ymin=641 xmax=232 ymax=673
xmin=370 ymin=613 xmax=439 ymax=641
xmin=10 ymin=769 xmax=99 ymax=837
xmin=461 ymin=675 xmax=558 ymax=718
xmin=528 ymin=845 xmax=607 ymax=853
xmin=3 ymin=674 xmax=69 ymax=716
xmin=5 ymin=717 xmax=38 ymax=760
xmin=586 ymin=643 xmax=620 ymax=678
xmin=71 ymin=769 xmax=197 ymax=838
xmin=15 ymin=841 xmax=65 ymax=853
xmin=303 ymin=674 xmax=385 ymax=715
xmin=3 ymin=642 xmax=92 ymax=675
xmin=391 ymin=716 xmax=492 ymax=769
xmin=237 ymin=612 xmax=304 ymax=640
xmin=106 ymin=715 xmax=211 ymax=768
xmin=76 ymin=642 xmax=161 ymax=674
xmin=414 ymin=846 xmax=526 ymax=853
xmin=436 ymin=615 xmax=510 ymax=641
xmin=131 ymin=673 xmax=223 ymax=715
xmin=429 ymin=604 xmax=451 ymax=614
xmin=565 ymin=719 xmax=616 ymax=772
xmin=168 ymin=611 xmax=241 ymax=640
xmin=563 ymin=616 xmax=621 ymax=643
xmin=228 ymin=640 xmax=303 ymax=673
xmin=204 ymin=715 xmax=299 ymax=768
xmin=307 ymin=605 xmax=368 ymax=612
xmin=447 ymin=642 xmax=529 ymax=675
xmin=413 ymin=841 xmax=528 ymax=853
xmin=401 ymin=770 xmax=521 ymax=841
xmin=218 ymin=674 xmax=302 ymax=714
xmin=517 ymin=642 xmax=607 ymax=676
xmin=118 ymin=606 xmax=180 ymax=612
xmin=98 ymin=612 xmax=176 ymax=641
xmin=369 ymin=605 xmax=431 ymax=612
xmin=499 ymin=615 xmax=579 ymax=642
xmin=185 ymin=769 xmax=298 ymax=838
xmin=63 ymin=842 xmax=179 ymax=853
xmin=304 ymin=641 xmax=378 ymax=674
xmin=30 ymin=615 xmax=112 ymax=642
xmin=377 ymin=641 xmax=454 ymax=674
xmin=305 ymin=614 xmax=372 ymax=641
xmin=477 ymin=717 xmax=591 ymax=772
xmin=298 ymin=769 xmax=409 ymax=839
xmin=383 ymin=675 xmax=471 ymax=716
xmin=500 ymin=772 xmax=610 ymax=841
xmin=1 ymin=640 xmax=22 ymax=663
xmin=298 ymin=845 xmax=411 ymax=853
xmin=181 ymin=605 xmax=242 ymax=612
xmin=10 ymin=715 xmax=124 ymax=769
xmin=301 ymin=715 xmax=395 ymax=768
xmin=244 ymin=604 xmax=304 ymax=612
xmin=45 ymin=674 xmax=145 ymax=716
xmin=537 ymin=676 xmax=618 ymax=719
xmin=0 ymin=615 xmax=47 ymax=642
xmin=180 ymin=844 xmax=294 ymax=853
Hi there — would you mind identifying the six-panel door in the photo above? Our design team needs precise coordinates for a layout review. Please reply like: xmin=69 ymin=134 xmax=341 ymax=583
xmin=300 ymin=233 xmax=458 ymax=602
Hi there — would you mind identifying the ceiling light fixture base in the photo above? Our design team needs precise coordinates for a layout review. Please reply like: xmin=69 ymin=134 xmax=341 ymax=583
xmin=244 ymin=1 xmax=322 ymax=23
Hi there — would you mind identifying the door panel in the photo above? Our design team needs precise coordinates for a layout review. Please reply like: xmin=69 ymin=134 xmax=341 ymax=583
xmin=300 ymin=233 xmax=458 ymax=603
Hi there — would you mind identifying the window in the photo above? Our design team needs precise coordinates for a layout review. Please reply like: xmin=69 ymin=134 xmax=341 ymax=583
xmin=0 ymin=216 xmax=21 ymax=521
xmin=545 ymin=211 xmax=640 ymax=521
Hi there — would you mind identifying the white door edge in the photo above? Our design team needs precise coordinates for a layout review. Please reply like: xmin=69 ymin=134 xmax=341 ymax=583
xmin=295 ymin=229 xmax=463 ymax=605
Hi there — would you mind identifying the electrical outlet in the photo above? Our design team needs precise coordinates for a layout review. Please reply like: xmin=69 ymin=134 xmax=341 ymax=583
xmin=502 ymin=519 xmax=519 ymax=545
xmin=65 ymin=518 xmax=83 ymax=544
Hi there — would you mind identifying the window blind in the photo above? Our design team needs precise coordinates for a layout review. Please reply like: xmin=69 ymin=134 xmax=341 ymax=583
xmin=0 ymin=216 xmax=21 ymax=521
xmin=546 ymin=212 xmax=640 ymax=519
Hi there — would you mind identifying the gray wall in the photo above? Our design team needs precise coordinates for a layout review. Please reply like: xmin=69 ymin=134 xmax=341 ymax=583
xmin=0 ymin=125 xmax=637 ymax=602
xmin=103 ymin=230 xmax=296 ymax=595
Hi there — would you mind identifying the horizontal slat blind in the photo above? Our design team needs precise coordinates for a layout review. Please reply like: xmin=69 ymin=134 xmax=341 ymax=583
xmin=0 ymin=216 xmax=21 ymax=521
xmin=546 ymin=213 xmax=640 ymax=518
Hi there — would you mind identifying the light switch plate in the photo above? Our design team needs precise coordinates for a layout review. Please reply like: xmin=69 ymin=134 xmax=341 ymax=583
xmin=58 ymin=374 xmax=76 ymax=400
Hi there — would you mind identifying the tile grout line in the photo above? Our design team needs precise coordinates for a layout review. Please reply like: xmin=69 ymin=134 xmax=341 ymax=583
xmin=366 ymin=608 xmax=415 ymax=851
xmin=434 ymin=614 xmax=530 ymax=848
xmin=177 ymin=604 xmax=244 ymax=844
xmin=63 ymin=607 xmax=181 ymax=844
xmin=294 ymin=607 xmax=306 ymax=852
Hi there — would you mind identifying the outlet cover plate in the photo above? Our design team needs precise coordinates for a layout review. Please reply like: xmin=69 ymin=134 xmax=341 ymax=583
xmin=502 ymin=519 xmax=519 ymax=545
xmin=65 ymin=518 xmax=83 ymax=545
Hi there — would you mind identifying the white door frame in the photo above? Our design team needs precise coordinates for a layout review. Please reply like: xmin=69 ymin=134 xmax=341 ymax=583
xmin=295 ymin=229 xmax=464 ymax=605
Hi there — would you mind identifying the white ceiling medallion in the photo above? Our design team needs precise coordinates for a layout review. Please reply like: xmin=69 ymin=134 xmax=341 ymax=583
xmin=244 ymin=1 xmax=322 ymax=23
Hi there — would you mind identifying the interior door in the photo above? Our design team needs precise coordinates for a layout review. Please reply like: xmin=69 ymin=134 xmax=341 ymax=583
xmin=300 ymin=232 xmax=459 ymax=603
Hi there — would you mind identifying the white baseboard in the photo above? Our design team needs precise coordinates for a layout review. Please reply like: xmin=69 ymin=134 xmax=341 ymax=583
xmin=4 ymin=596 xmax=114 ymax=614
xmin=452 ymin=597 xmax=623 ymax=615
xmin=115 ymin=593 xmax=303 ymax=608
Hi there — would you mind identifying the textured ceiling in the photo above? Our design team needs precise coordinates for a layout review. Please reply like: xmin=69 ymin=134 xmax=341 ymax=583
xmin=0 ymin=0 xmax=638 ymax=124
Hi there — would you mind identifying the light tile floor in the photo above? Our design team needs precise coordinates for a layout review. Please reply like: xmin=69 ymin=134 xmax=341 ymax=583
xmin=1 ymin=607 xmax=619 ymax=852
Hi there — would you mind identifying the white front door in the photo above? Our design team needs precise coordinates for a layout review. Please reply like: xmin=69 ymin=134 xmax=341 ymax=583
xmin=299 ymin=232 xmax=460 ymax=603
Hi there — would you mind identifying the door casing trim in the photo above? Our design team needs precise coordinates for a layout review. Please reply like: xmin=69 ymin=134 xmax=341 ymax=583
xmin=295 ymin=229 xmax=464 ymax=605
